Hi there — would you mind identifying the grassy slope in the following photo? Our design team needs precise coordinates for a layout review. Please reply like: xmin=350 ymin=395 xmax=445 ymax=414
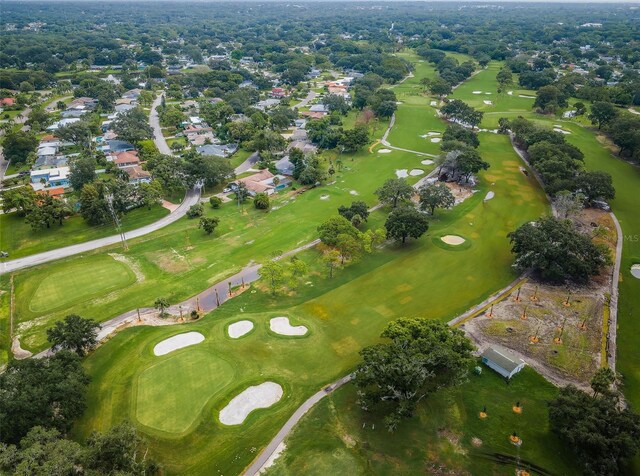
xmin=266 ymin=368 xmax=577 ymax=476
xmin=0 ymin=204 xmax=169 ymax=259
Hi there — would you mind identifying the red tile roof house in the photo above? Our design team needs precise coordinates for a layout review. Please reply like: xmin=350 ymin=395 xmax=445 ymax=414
xmin=270 ymin=88 xmax=288 ymax=99
xmin=113 ymin=151 xmax=141 ymax=168
xmin=0 ymin=98 xmax=16 ymax=107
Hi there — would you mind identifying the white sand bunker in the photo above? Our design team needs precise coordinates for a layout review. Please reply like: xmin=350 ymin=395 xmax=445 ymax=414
xmin=350 ymin=190 xmax=359 ymax=196
xmin=427 ymin=131 xmax=441 ymax=136
xmin=410 ymin=169 xmax=424 ymax=176
xmin=631 ymin=264 xmax=640 ymax=279
xmin=483 ymin=100 xmax=493 ymax=105
xmin=219 ymin=382 xmax=283 ymax=425
xmin=270 ymin=317 xmax=308 ymax=336
xmin=228 ymin=320 xmax=254 ymax=339
xmin=421 ymin=159 xmax=434 ymax=165
xmin=507 ymin=91 xmax=513 ymax=96
xmin=519 ymin=94 xmax=535 ymax=99
xmin=154 ymin=332 xmax=205 ymax=356
xmin=553 ymin=128 xmax=571 ymax=135
xmin=472 ymin=91 xmax=482 ymax=94
xmin=395 ymin=169 xmax=408 ymax=178
xmin=430 ymin=101 xmax=437 ymax=107
xmin=485 ymin=92 xmax=492 ymax=95
xmin=320 ymin=195 xmax=329 ymax=200
xmin=441 ymin=235 xmax=466 ymax=246
xmin=378 ymin=148 xmax=392 ymax=154
xmin=430 ymin=137 xmax=441 ymax=143
xmin=484 ymin=191 xmax=495 ymax=201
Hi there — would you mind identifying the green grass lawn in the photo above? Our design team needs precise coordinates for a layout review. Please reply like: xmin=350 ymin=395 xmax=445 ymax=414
xmin=266 ymin=367 xmax=578 ymax=476
xmin=71 ymin=130 xmax=549 ymax=475
xmin=15 ymin=48 xmax=625 ymax=476
xmin=27 ymin=255 xmax=135 ymax=314
xmin=0 ymin=204 xmax=169 ymax=259
xmin=450 ymin=58 xmax=640 ymax=469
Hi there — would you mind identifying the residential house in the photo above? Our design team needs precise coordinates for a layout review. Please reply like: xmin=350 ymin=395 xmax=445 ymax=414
xmin=113 ymin=151 xmax=140 ymax=168
xmin=107 ymin=139 xmax=136 ymax=153
xmin=125 ymin=166 xmax=152 ymax=184
xmin=288 ymin=140 xmax=317 ymax=155
xmin=229 ymin=169 xmax=291 ymax=196
xmin=270 ymin=88 xmax=287 ymax=99
xmin=309 ymin=104 xmax=328 ymax=114
xmin=30 ymin=167 xmax=70 ymax=190
xmin=275 ymin=156 xmax=295 ymax=176
xmin=47 ymin=118 xmax=81 ymax=131
xmin=196 ymin=143 xmax=238 ymax=158
xmin=0 ymin=98 xmax=15 ymax=107
xmin=480 ymin=346 xmax=526 ymax=379
xmin=255 ymin=98 xmax=280 ymax=111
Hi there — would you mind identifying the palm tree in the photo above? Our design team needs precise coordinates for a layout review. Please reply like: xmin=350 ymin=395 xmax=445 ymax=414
xmin=154 ymin=297 xmax=170 ymax=317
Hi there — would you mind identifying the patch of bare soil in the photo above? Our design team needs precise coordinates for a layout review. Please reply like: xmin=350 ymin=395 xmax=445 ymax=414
xmin=444 ymin=182 xmax=474 ymax=205
xmin=12 ymin=336 xmax=33 ymax=359
xmin=462 ymin=207 xmax=617 ymax=388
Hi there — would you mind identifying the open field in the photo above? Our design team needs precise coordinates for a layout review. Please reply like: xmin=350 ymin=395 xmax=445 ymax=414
xmin=265 ymin=367 xmax=579 ymax=476
xmin=0 ymin=204 xmax=169 ymax=259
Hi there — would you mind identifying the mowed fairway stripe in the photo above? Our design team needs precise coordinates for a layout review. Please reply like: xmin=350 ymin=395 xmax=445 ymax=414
xmin=28 ymin=255 xmax=135 ymax=314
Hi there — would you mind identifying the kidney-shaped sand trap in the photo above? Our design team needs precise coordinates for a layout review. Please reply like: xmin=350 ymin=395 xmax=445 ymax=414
xmin=631 ymin=264 xmax=640 ymax=279
xmin=153 ymin=332 xmax=205 ymax=356
xmin=421 ymin=159 xmax=434 ymax=165
xmin=270 ymin=317 xmax=308 ymax=336
xmin=228 ymin=320 xmax=254 ymax=339
xmin=219 ymin=382 xmax=283 ymax=425
xmin=441 ymin=235 xmax=466 ymax=246
xmin=409 ymin=169 xmax=424 ymax=176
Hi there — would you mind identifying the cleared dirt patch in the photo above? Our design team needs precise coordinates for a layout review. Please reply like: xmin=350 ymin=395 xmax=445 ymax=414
xmin=219 ymin=382 xmax=283 ymax=425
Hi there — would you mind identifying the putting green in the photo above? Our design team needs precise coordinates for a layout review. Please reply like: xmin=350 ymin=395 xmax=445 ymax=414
xmin=29 ymin=255 xmax=135 ymax=313
xmin=135 ymin=349 xmax=235 ymax=434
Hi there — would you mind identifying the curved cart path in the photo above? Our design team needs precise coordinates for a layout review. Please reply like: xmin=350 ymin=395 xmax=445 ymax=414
xmin=242 ymin=374 xmax=353 ymax=476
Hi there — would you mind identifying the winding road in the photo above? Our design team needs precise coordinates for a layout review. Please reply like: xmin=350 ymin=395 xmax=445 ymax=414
xmin=0 ymin=92 xmax=201 ymax=274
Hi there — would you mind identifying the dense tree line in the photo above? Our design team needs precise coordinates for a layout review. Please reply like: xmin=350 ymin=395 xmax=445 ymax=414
xmin=508 ymin=117 xmax=615 ymax=200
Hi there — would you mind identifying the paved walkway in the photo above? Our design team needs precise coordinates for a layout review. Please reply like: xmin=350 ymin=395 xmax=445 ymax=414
xmin=243 ymin=374 xmax=353 ymax=476
xmin=379 ymin=113 xmax=438 ymax=158
xmin=607 ymin=212 xmax=623 ymax=371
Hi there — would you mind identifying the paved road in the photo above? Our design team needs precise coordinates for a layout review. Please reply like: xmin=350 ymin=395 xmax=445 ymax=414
xmin=243 ymin=374 xmax=353 ymax=476
xmin=0 ymin=92 xmax=201 ymax=274
xmin=292 ymin=90 xmax=317 ymax=109
xmin=150 ymin=93 xmax=172 ymax=155
xmin=235 ymin=152 xmax=260 ymax=174
xmin=44 ymin=95 xmax=72 ymax=112
xmin=1 ymin=187 xmax=201 ymax=274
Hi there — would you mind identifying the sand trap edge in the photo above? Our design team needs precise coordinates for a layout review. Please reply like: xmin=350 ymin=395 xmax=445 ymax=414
xmin=431 ymin=234 xmax=472 ymax=251
xmin=227 ymin=320 xmax=255 ymax=339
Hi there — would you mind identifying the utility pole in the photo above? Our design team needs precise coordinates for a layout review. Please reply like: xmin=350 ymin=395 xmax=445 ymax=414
xmin=106 ymin=190 xmax=128 ymax=250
